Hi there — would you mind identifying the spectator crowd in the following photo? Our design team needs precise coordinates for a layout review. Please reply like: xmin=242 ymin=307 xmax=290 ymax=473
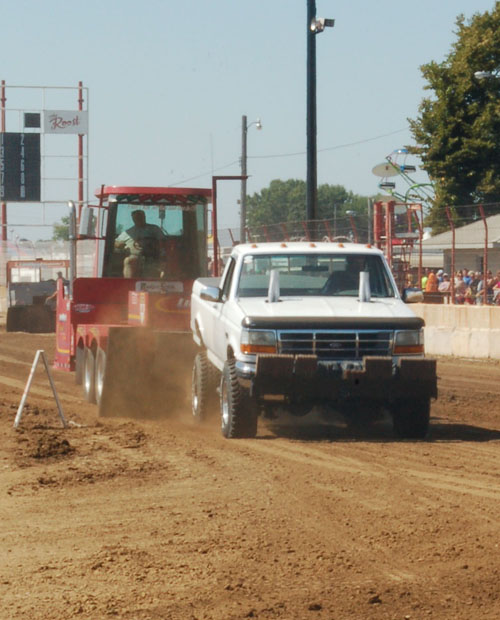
xmin=421 ymin=268 xmax=500 ymax=305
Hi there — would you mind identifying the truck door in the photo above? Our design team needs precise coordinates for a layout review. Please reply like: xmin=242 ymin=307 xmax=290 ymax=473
xmin=211 ymin=257 xmax=236 ymax=361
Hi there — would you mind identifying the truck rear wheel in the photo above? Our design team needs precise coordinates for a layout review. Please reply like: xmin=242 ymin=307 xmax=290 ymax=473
xmin=220 ymin=360 xmax=257 ymax=438
xmin=95 ymin=348 xmax=107 ymax=407
xmin=192 ymin=351 xmax=218 ymax=422
xmin=392 ymin=398 xmax=430 ymax=439
xmin=83 ymin=347 xmax=96 ymax=404
xmin=75 ymin=346 xmax=84 ymax=385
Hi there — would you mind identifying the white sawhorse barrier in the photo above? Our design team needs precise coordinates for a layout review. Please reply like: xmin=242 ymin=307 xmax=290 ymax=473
xmin=14 ymin=349 xmax=68 ymax=429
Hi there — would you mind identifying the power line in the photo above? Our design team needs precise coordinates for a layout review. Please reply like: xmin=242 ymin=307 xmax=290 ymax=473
xmin=250 ymin=128 xmax=409 ymax=160
xmin=170 ymin=159 xmax=239 ymax=187
xmin=170 ymin=127 xmax=409 ymax=186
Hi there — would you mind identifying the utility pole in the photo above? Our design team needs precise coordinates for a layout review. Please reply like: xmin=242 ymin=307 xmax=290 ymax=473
xmin=1 ymin=80 xmax=6 ymax=241
xmin=306 ymin=0 xmax=317 ymax=223
xmin=240 ymin=115 xmax=248 ymax=243
xmin=240 ymin=115 xmax=261 ymax=243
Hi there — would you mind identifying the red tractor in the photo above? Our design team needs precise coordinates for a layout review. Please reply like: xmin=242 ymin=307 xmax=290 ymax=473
xmin=54 ymin=185 xmax=214 ymax=417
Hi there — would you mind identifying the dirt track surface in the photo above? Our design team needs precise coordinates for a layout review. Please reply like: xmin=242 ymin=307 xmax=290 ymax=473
xmin=0 ymin=327 xmax=499 ymax=619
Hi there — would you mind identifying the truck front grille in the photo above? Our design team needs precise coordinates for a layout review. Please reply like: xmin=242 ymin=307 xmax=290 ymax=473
xmin=277 ymin=330 xmax=392 ymax=360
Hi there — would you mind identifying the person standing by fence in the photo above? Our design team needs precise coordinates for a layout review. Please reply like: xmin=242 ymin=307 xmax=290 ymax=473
xmin=425 ymin=270 xmax=438 ymax=293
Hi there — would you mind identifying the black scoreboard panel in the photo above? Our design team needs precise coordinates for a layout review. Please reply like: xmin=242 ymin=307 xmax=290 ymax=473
xmin=0 ymin=132 xmax=41 ymax=202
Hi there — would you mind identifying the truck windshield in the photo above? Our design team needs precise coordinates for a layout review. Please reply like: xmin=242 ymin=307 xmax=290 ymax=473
xmin=103 ymin=201 xmax=207 ymax=280
xmin=237 ymin=253 xmax=396 ymax=298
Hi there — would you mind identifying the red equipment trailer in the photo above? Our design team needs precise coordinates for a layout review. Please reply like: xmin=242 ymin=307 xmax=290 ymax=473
xmin=6 ymin=258 xmax=70 ymax=333
xmin=54 ymin=185 xmax=213 ymax=417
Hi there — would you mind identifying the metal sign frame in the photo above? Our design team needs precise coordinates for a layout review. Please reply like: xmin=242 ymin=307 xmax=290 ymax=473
xmin=0 ymin=81 xmax=89 ymax=241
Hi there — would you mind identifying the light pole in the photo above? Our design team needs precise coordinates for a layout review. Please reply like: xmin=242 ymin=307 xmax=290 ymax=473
xmin=306 ymin=2 xmax=334 ymax=224
xmin=240 ymin=115 xmax=262 ymax=244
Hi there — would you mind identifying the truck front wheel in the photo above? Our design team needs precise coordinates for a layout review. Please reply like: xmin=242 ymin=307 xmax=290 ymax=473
xmin=392 ymin=398 xmax=430 ymax=439
xmin=220 ymin=360 xmax=257 ymax=438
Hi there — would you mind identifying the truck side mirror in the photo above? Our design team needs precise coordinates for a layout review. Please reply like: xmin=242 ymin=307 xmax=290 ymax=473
xmin=402 ymin=287 xmax=423 ymax=303
xmin=200 ymin=286 xmax=222 ymax=303
xmin=78 ymin=206 xmax=94 ymax=239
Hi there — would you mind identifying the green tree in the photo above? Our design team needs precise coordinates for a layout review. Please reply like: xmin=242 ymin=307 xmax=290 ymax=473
xmin=409 ymin=3 xmax=500 ymax=232
xmin=246 ymin=179 xmax=369 ymax=228
xmin=52 ymin=215 xmax=70 ymax=241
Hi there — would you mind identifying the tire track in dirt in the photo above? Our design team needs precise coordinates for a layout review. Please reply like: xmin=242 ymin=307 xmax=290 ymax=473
xmin=233 ymin=432 xmax=500 ymax=534
xmin=236 ymin=438 xmax=387 ymax=477
xmin=0 ymin=375 xmax=83 ymax=403
xmin=228 ymin=439 xmax=428 ymax=588
xmin=0 ymin=354 xmax=32 ymax=366
xmin=399 ymin=467 xmax=500 ymax=501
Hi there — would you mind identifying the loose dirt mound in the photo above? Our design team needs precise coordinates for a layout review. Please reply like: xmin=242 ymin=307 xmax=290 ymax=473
xmin=0 ymin=326 xmax=499 ymax=619
xmin=27 ymin=433 xmax=73 ymax=459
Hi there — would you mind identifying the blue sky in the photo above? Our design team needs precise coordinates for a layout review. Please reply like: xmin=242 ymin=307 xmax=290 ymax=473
xmin=1 ymin=0 xmax=496 ymax=240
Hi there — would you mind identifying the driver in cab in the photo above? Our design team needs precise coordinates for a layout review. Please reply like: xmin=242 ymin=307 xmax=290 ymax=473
xmin=114 ymin=209 xmax=167 ymax=278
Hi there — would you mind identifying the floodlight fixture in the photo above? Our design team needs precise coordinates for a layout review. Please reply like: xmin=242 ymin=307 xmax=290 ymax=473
xmin=310 ymin=17 xmax=335 ymax=34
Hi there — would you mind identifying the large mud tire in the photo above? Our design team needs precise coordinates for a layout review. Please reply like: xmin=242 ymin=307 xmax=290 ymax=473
xmin=83 ymin=347 xmax=96 ymax=404
xmin=220 ymin=360 xmax=257 ymax=439
xmin=392 ymin=398 xmax=430 ymax=439
xmin=192 ymin=351 xmax=218 ymax=423
xmin=75 ymin=346 xmax=84 ymax=385
xmin=95 ymin=348 xmax=106 ymax=407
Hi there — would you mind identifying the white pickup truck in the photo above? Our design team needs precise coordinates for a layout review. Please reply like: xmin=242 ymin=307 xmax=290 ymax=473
xmin=190 ymin=242 xmax=437 ymax=439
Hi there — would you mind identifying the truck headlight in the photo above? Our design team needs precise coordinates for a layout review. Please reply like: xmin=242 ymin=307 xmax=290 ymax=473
xmin=241 ymin=330 xmax=277 ymax=354
xmin=393 ymin=329 xmax=424 ymax=355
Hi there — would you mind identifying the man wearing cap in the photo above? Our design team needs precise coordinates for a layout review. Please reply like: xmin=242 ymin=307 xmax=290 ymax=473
xmin=115 ymin=209 xmax=167 ymax=277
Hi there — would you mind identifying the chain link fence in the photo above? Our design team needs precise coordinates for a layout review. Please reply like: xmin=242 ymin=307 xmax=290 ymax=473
xmin=2 ymin=203 xmax=500 ymax=306
xmin=0 ymin=239 xmax=96 ymax=287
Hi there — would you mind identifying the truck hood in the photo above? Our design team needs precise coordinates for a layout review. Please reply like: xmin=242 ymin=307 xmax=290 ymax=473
xmin=237 ymin=296 xmax=423 ymax=329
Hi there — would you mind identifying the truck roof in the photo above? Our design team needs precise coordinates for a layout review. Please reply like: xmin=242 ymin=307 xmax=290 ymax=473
xmin=231 ymin=241 xmax=384 ymax=257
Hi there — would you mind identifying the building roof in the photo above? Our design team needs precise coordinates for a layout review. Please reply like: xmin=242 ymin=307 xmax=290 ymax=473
xmin=422 ymin=214 xmax=500 ymax=250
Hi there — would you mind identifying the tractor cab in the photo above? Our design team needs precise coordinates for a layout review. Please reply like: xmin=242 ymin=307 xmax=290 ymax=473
xmin=95 ymin=186 xmax=212 ymax=281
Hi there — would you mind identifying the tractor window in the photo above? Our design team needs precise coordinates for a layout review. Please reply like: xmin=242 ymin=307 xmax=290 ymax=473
xmin=103 ymin=201 xmax=208 ymax=280
xmin=114 ymin=205 xmax=181 ymax=238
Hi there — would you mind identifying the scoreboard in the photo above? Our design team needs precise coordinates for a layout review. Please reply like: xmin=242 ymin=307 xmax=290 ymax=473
xmin=0 ymin=132 xmax=41 ymax=202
